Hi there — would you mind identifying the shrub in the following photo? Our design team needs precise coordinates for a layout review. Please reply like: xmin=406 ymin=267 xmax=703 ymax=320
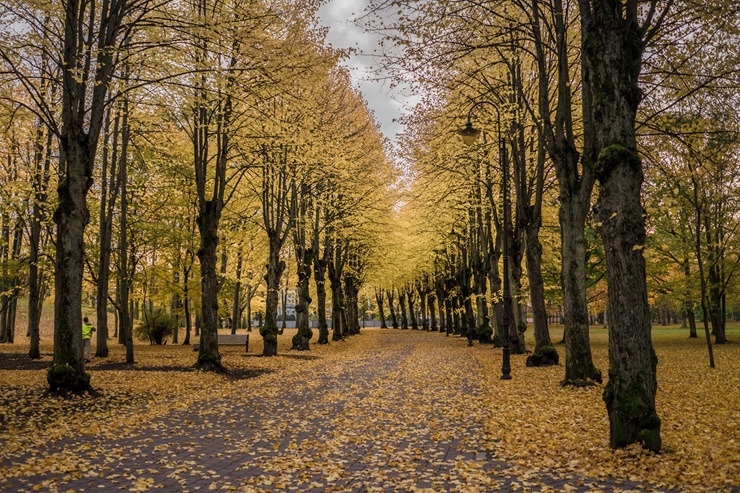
xmin=134 ymin=310 xmax=178 ymax=345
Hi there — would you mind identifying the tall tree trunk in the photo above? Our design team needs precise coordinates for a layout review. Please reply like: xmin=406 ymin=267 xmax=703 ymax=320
xmin=259 ymin=145 xmax=296 ymax=355
xmin=119 ymin=107 xmax=134 ymax=365
xmin=293 ymin=239 xmax=314 ymax=349
xmin=97 ymin=103 xmax=124 ymax=358
xmin=398 ymin=291 xmax=409 ymax=330
xmin=525 ymin=209 xmax=557 ymax=366
xmin=407 ymin=286 xmax=418 ymax=330
xmin=330 ymin=276 xmax=343 ymax=341
xmin=531 ymin=0 xmax=600 ymax=386
xmin=579 ymin=0 xmax=662 ymax=451
xmin=48 ymin=0 xmax=134 ymax=395
xmin=48 ymin=127 xmax=92 ymax=392
xmin=417 ymin=282 xmax=428 ymax=331
xmin=706 ymin=235 xmax=727 ymax=343
xmin=387 ymin=289 xmax=399 ymax=329
xmin=262 ymin=239 xmax=285 ymax=355
xmin=27 ymin=14 xmax=55 ymax=360
xmin=194 ymin=208 xmax=225 ymax=368
xmin=435 ymin=283 xmax=446 ymax=333
xmin=182 ymin=253 xmax=194 ymax=345
xmin=328 ymin=236 xmax=345 ymax=342
xmin=345 ymin=275 xmax=360 ymax=335
xmin=444 ymin=294 xmax=453 ymax=336
xmin=428 ymin=291 xmax=437 ymax=332
xmin=231 ymin=251 xmax=243 ymax=335
xmin=314 ymin=256 xmax=329 ymax=343
xmin=375 ymin=288 xmax=388 ymax=328
xmin=28 ymin=115 xmax=53 ymax=359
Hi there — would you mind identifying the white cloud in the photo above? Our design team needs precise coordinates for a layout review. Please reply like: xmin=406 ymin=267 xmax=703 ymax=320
xmin=317 ymin=0 xmax=420 ymax=148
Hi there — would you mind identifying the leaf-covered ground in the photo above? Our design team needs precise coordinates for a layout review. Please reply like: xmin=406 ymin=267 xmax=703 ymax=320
xmin=0 ymin=327 xmax=737 ymax=492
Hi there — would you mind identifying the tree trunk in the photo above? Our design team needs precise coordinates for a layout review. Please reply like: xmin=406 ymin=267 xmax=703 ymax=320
xmin=293 ymin=245 xmax=314 ymax=350
xmin=96 ymin=104 xmax=124 ymax=358
xmin=488 ymin=270 xmax=503 ymax=347
xmin=407 ymin=287 xmax=418 ymax=330
xmin=47 ymin=128 xmax=92 ymax=393
xmin=231 ymin=252 xmax=243 ymax=335
xmin=28 ymin=111 xmax=53 ymax=359
xmin=398 ymin=291 xmax=409 ymax=330
xmin=525 ymin=212 xmax=558 ymax=366
xmin=330 ymin=277 xmax=343 ymax=341
xmin=444 ymin=295 xmax=453 ymax=337
xmin=375 ymin=288 xmax=388 ymax=328
xmin=195 ymin=201 xmax=225 ymax=370
xmin=119 ymin=116 xmax=134 ymax=365
xmin=428 ymin=292 xmax=437 ymax=332
xmin=435 ymin=284 xmax=445 ymax=333
xmin=262 ymin=239 xmax=285 ymax=356
xmin=280 ymin=283 xmax=288 ymax=332
xmin=387 ymin=289 xmax=399 ymax=329
xmin=580 ymin=0 xmax=661 ymax=451
xmin=531 ymin=0 xmax=599 ymax=385
xmin=314 ymin=258 xmax=329 ymax=343
xmin=345 ymin=276 xmax=360 ymax=335
xmin=417 ymin=283 xmax=428 ymax=331
xmin=560 ymin=206 xmax=602 ymax=385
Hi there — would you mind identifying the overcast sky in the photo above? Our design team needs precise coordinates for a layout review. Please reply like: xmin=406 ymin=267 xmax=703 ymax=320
xmin=316 ymin=0 xmax=419 ymax=148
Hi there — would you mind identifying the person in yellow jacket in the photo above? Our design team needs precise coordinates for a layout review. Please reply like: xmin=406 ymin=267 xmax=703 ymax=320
xmin=82 ymin=317 xmax=95 ymax=363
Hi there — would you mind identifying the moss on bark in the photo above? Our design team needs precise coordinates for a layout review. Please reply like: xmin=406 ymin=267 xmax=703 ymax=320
xmin=603 ymin=380 xmax=662 ymax=452
xmin=526 ymin=344 xmax=560 ymax=367
xmin=561 ymin=364 xmax=602 ymax=387
xmin=261 ymin=322 xmax=279 ymax=356
xmin=47 ymin=363 xmax=91 ymax=394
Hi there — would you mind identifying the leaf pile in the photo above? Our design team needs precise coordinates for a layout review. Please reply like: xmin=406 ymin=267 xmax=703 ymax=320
xmin=473 ymin=327 xmax=739 ymax=492
xmin=0 ymin=327 xmax=737 ymax=492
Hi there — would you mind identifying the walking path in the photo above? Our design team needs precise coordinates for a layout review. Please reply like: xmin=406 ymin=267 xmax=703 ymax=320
xmin=0 ymin=330 xmax=678 ymax=492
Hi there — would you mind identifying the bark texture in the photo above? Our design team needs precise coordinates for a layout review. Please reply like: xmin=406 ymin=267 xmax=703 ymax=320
xmin=580 ymin=0 xmax=661 ymax=451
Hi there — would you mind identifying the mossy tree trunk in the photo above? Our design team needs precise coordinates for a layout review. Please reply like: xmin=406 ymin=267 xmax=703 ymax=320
xmin=579 ymin=0 xmax=665 ymax=451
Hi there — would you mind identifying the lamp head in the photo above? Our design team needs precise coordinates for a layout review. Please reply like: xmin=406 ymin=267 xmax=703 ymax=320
xmin=457 ymin=121 xmax=481 ymax=146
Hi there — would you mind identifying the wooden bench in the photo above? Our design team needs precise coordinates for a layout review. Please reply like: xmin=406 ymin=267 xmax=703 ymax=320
xmin=193 ymin=333 xmax=249 ymax=352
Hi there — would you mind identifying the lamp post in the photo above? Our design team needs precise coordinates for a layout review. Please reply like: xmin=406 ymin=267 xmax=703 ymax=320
xmin=458 ymin=102 xmax=512 ymax=380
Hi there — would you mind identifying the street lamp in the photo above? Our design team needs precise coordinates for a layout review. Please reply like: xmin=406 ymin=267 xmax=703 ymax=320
xmin=457 ymin=102 xmax=512 ymax=380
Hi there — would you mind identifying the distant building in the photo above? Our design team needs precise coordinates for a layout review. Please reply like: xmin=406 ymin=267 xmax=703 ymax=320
xmin=277 ymin=289 xmax=296 ymax=318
